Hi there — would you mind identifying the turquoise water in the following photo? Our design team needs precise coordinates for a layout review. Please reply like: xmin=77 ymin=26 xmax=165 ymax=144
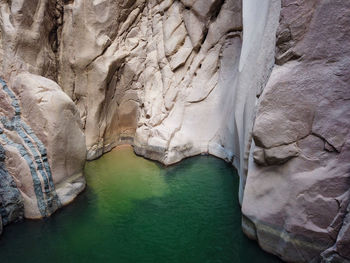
xmin=0 ymin=146 xmax=281 ymax=263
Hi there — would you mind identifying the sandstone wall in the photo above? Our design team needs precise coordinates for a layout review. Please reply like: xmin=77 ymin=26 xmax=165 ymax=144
xmin=242 ymin=0 xmax=350 ymax=262
xmin=0 ymin=0 xmax=60 ymax=80
xmin=0 ymin=0 xmax=349 ymax=262
xmin=58 ymin=0 xmax=245 ymax=163
xmin=57 ymin=0 xmax=280 ymax=208
xmin=0 ymin=0 xmax=280 ymax=232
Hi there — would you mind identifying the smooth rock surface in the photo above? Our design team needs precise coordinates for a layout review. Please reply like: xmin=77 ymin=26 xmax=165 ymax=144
xmin=56 ymin=0 xmax=252 ymax=166
xmin=57 ymin=0 xmax=245 ymax=164
xmin=0 ymin=0 xmax=279 ymax=206
xmin=0 ymin=73 xmax=86 ymax=220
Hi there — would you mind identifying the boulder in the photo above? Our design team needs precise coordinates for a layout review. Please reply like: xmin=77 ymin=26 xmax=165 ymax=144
xmin=0 ymin=73 xmax=86 ymax=219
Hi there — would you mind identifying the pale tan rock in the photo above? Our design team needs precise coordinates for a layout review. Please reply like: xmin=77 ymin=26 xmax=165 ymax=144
xmin=56 ymin=0 xmax=249 ymax=168
xmin=13 ymin=73 xmax=86 ymax=189
xmin=0 ymin=0 xmax=59 ymax=80
xmin=183 ymin=10 xmax=205 ymax=49
xmin=0 ymin=1 xmax=349 ymax=262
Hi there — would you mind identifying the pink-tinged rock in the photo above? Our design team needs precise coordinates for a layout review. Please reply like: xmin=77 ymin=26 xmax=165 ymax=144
xmin=9 ymin=73 xmax=86 ymax=218
xmin=243 ymin=0 xmax=350 ymax=262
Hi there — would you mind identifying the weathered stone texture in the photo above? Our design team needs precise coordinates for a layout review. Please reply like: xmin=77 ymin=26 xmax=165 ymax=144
xmin=57 ymin=0 xmax=245 ymax=164
xmin=242 ymin=1 xmax=350 ymax=262
xmin=0 ymin=0 xmax=60 ymax=80
xmin=0 ymin=0 xmax=86 ymax=223
xmin=0 ymin=1 xmax=349 ymax=262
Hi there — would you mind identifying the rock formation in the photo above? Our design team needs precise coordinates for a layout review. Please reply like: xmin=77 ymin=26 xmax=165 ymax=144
xmin=0 ymin=143 xmax=23 ymax=233
xmin=242 ymin=1 xmax=350 ymax=262
xmin=0 ymin=73 xmax=86 ymax=220
xmin=0 ymin=0 xmax=86 ymax=224
xmin=0 ymin=0 xmax=349 ymax=262
xmin=58 ymin=0 xmax=244 ymax=164
xmin=57 ymin=0 xmax=280 ymax=204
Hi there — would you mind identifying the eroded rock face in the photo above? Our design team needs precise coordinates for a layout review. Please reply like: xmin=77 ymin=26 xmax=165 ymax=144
xmin=0 ymin=0 xmax=60 ymax=80
xmin=12 ymin=73 xmax=87 ymax=213
xmin=57 ymin=1 xmax=281 ymax=208
xmin=242 ymin=1 xmax=350 ymax=262
xmin=58 ymin=0 xmax=244 ymax=162
xmin=0 ymin=0 xmax=349 ymax=262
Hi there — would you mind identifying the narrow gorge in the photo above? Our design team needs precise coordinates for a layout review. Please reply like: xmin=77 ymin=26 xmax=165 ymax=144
xmin=0 ymin=0 xmax=349 ymax=262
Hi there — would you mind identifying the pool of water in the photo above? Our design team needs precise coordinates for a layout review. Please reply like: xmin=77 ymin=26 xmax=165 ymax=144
xmin=0 ymin=146 xmax=281 ymax=263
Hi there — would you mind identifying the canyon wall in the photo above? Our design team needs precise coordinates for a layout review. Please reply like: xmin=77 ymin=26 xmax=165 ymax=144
xmin=242 ymin=0 xmax=350 ymax=262
xmin=57 ymin=0 xmax=280 ymax=205
xmin=58 ymin=0 xmax=245 ymax=164
xmin=0 ymin=0 xmax=349 ymax=262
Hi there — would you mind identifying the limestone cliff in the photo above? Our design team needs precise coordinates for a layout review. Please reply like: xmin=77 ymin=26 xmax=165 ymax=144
xmin=0 ymin=0 xmax=349 ymax=262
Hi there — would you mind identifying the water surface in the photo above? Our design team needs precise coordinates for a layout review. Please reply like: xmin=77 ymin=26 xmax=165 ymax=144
xmin=0 ymin=146 xmax=281 ymax=263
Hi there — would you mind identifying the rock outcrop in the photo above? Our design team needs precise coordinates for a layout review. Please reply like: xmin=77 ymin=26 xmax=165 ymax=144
xmin=0 ymin=74 xmax=86 ymax=220
xmin=242 ymin=0 xmax=350 ymax=262
xmin=0 ymin=0 xmax=349 ymax=262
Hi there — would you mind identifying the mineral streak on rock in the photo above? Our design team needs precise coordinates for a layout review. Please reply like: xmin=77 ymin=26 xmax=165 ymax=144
xmin=0 ymin=73 xmax=86 ymax=220
xmin=0 ymin=78 xmax=61 ymax=217
xmin=0 ymin=78 xmax=53 ymax=217
xmin=0 ymin=143 xmax=24 ymax=228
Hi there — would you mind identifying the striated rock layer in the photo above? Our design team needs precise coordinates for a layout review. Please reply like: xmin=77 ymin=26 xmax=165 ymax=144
xmin=0 ymin=74 xmax=86 ymax=220
xmin=0 ymin=0 xmax=349 ymax=262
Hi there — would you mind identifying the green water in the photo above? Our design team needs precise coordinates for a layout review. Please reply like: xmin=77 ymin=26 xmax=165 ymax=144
xmin=0 ymin=146 xmax=280 ymax=263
